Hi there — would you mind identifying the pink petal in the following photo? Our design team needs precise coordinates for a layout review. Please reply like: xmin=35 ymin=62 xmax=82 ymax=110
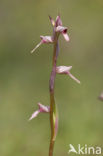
xmin=38 ymin=103 xmax=50 ymax=113
xmin=29 ymin=103 xmax=50 ymax=121
xmin=56 ymin=26 xmax=69 ymax=41
xmin=29 ymin=110 xmax=40 ymax=120
xmin=56 ymin=26 xmax=68 ymax=33
xmin=40 ymin=36 xmax=53 ymax=43
xmin=56 ymin=66 xmax=80 ymax=84
xmin=55 ymin=16 xmax=62 ymax=26
xmin=62 ymin=33 xmax=70 ymax=42
xmin=49 ymin=16 xmax=55 ymax=26
xmin=56 ymin=66 xmax=72 ymax=74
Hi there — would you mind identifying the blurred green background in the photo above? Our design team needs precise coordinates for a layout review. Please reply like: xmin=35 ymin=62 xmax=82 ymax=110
xmin=0 ymin=0 xmax=103 ymax=155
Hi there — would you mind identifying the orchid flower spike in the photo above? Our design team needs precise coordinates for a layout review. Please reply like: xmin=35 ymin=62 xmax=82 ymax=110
xmin=56 ymin=66 xmax=80 ymax=84
xmin=49 ymin=15 xmax=69 ymax=42
xmin=31 ymin=36 xmax=53 ymax=53
xmin=29 ymin=103 xmax=50 ymax=120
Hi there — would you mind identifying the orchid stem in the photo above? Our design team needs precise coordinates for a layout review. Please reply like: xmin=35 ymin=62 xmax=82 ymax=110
xmin=49 ymin=34 xmax=59 ymax=156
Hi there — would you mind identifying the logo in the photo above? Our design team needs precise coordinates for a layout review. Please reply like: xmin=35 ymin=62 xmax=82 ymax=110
xmin=68 ymin=144 xmax=102 ymax=155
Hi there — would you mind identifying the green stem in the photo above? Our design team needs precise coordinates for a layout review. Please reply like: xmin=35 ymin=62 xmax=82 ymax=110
xmin=49 ymin=34 xmax=59 ymax=156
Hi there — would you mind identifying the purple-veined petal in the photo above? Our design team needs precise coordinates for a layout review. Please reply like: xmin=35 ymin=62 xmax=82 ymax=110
xmin=49 ymin=16 xmax=55 ymax=26
xmin=29 ymin=110 xmax=40 ymax=120
xmin=68 ymin=72 xmax=80 ymax=84
xmin=56 ymin=66 xmax=72 ymax=74
xmin=40 ymin=36 xmax=53 ymax=43
xmin=38 ymin=103 xmax=50 ymax=113
xmin=55 ymin=16 xmax=62 ymax=26
xmin=62 ymin=32 xmax=70 ymax=42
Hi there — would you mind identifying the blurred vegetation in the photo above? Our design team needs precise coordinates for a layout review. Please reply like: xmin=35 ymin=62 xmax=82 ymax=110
xmin=0 ymin=0 xmax=103 ymax=155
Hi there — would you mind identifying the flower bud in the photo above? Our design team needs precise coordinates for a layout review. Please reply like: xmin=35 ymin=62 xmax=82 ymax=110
xmin=31 ymin=36 xmax=53 ymax=53
xmin=40 ymin=36 xmax=53 ymax=43
xmin=56 ymin=66 xmax=72 ymax=74
xmin=29 ymin=103 xmax=50 ymax=120
xmin=56 ymin=66 xmax=80 ymax=84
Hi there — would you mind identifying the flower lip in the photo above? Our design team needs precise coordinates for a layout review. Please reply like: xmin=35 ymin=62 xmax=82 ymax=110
xmin=62 ymin=33 xmax=70 ymax=42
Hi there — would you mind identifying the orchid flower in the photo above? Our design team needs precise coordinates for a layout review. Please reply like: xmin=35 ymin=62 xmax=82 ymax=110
xmin=31 ymin=36 xmax=53 ymax=53
xmin=49 ymin=15 xmax=70 ymax=42
xmin=56 ymin=66 xmax=80 ymax=84
xmin=29 ymin=103 xmax=50 ymax=120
